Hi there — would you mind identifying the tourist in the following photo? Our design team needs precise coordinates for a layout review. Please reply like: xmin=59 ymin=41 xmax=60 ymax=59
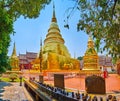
xmin=19 ymin=76 xmax=22 ymax=86
xmin=76 ymin=93 xmax=80 ymax=99
xmin=72 ymin=92 xmax=75 ymax=98
xmin=108 ymin=95 xmax=113 ymax=100
xmin=92 ymin=96 xmax=98 ymax=101
xmin=100 ymin=97 xmax=103 ymax=101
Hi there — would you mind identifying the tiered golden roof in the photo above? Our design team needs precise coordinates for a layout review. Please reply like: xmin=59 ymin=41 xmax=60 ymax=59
xmin=44 ymin=4 xmax=64 ymax=45
xmin=43 ymin=4 xmax=70 ymax=58
xmin=32 ymin=4 xmax=80 ymax=72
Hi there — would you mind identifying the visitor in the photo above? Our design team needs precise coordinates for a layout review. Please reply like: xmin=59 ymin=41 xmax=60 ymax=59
xmin=76 ymin=92 xmax=80 ymax=99
xmin=19 ymin=76 xmax=22 ymax=86
xmin=103 ymin=66 xmax=108 ymax=78
xmin=108 ymin=95 xmax=113 ymax=100
xmin=100 ymin=97 xmax=103 ymax=101
xmin=92 ymin=96 xmax=98 ymax=101
xmin=72 ymin=92 xmax=75 ymax=98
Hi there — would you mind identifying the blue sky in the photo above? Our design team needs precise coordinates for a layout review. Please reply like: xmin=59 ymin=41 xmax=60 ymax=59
xmin=8 ymin=0 xmax=90 ymax=58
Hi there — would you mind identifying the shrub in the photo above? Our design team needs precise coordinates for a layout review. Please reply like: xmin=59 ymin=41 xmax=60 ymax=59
xmin=9 ymin=73 xmax=18 ymax=82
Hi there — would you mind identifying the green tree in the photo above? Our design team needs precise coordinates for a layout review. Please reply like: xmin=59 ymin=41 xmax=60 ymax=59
xmin=0 ymin=0 xmax=51 ymax=73
xmin=0 ymin=8 xmax=13 ymax=73
xmin=66 ymin=0 xmax=120 ymax=60
xmin=77 ymin=56 xmax=83 ymax=61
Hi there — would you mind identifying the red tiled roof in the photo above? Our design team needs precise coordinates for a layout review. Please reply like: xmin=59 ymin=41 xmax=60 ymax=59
xmin=19 ymin=52 xmax=37 ymax=64
xmin=26 ymin=52 xmax=37 ymax=58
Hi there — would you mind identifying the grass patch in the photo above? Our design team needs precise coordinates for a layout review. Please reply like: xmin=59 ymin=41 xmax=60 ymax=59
xmin=0 ymin=77 xmax=25 ymax=82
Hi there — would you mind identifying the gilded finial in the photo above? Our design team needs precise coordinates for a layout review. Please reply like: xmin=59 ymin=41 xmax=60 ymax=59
xmin=53 ymin=1 xmax=55 ymax=17
xmin=52 ymin=1 xmax=57 ymax=22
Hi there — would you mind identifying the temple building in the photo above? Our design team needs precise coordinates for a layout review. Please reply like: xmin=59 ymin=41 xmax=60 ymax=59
xmin=10 ymin=42 xmax=19 ymax=71
xmin=99 ymin=55 xmax=113 ymax=72
xmin=82 ymin=35 xmax=101 ymax=75
xmin=19 ymin=52 xmax=37 ymax=70
xmin=32 ymin=4 xmax=80 ymax=72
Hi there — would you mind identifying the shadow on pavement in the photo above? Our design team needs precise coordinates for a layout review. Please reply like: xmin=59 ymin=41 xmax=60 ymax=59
xmin=0 ymin=98 xmax=10 ymax=101
xmin=0 ymin=82 xmax=12 ymax=101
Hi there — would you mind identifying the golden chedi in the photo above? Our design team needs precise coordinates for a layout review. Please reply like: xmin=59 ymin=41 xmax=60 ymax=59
xmin=35 ymin=4 xmax=80 ymax=72
xmin=10 ymin=42 xmax=19 ymax=71
xmin=83 ymin=35 xmax=100 ymax=74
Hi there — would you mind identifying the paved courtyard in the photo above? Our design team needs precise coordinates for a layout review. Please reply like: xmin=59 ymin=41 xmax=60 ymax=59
xmin=0 ymin=73 xmax=120 ymax=101
xmin=0 ymin=82 xmax=33 ymax=101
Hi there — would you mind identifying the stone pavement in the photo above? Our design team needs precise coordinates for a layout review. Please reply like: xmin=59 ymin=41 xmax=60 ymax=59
xmin=1 ymin=73 xmax=119 ymax=101
xmin=0 ymin=82 xmax=33 ymax=101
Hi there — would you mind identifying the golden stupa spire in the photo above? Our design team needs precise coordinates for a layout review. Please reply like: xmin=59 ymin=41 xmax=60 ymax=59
xmin=52 ymin=2 xmax=57 ymax=22
xmin=11 ymin=42 xmax=17 ymax=57
xmin=44 ymin=2 xmax=65 ymax=45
